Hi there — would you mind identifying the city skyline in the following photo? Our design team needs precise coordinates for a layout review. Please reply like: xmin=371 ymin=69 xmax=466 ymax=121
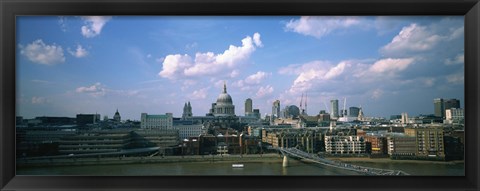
xmin=16 ymin=16 xmax=464 ymax=120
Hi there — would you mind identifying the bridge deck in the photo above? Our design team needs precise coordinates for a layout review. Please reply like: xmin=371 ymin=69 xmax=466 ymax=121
xmin=277 ymin=147 xmax=409 ymax=176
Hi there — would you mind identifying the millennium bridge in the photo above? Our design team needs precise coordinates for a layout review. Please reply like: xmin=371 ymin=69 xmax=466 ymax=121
xmin=275 ymin=147 xmax=410 ymax=176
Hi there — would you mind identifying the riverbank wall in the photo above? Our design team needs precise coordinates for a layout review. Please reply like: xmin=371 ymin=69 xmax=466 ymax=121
xmin=17 ymin=154 xmax=283 ymax=168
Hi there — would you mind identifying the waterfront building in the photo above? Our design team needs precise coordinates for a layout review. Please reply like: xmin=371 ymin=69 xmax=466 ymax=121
xmin=58 ymin=129 xmax=180 ymax=155
xmin=212 ymin=82 xmax=235 ymax=117
xmin=324 ymin=135 xmax=366 ymax=155
xmin=364 ymin=135 xmax=388 ymax=157
xmin=182 ymin=102 xmax=193 ymax=120
xmin=445 ymin=108 xmax=464 ymax=124
xmin=34 ymin=116 xmax=76 ymax=125
xmin=387 ymin=135 xmax=416 ymax=158
xmin=245 ymin=98 xmax=253 ymax=116
xmin=433 ymin=98 xmax=445 ymax=118
xmin=113 ymin=109 xmax=121 ymax=122
xmin=16 ymin=125 xmax=77 ymax=157
xmin=140 ymin=113 xmax=173 ymax=130
xmin=272 ymin=100 xmax=281 ymax=119
xmin=174 ymin=124 xmax=202 ymax=140
xmin=404 ymin=127 xmax=445 ymax=159
xmin=76 ymin=114 xmax=101 ymax=126
xmin=330 ymin=99 xmax=339 ymax=119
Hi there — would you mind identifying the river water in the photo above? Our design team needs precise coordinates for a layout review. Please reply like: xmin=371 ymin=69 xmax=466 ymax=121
xmin=17 ymin=160 xmax=464 ymax=176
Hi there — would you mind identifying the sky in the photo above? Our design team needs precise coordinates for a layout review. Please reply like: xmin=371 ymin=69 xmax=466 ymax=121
xmin=16 ymin=16 xmax=465 ymax=120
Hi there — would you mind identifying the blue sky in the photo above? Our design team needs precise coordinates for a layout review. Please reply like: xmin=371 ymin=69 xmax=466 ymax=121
xmin=16 ymin=16 xmax=464 ymax=120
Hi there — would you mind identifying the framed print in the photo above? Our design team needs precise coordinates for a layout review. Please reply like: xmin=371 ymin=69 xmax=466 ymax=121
xmin=1 ymin=0 xmax=479 ymax=190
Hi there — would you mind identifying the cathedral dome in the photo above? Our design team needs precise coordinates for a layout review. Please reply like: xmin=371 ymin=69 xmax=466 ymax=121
xmin=216 ymin=83 xmax=233 ymax=105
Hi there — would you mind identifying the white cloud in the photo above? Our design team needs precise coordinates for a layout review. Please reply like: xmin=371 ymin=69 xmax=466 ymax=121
xmin=58 ymin=16 xmax=68 ymax=32
xmin=158 ymin=54 xmax=193 ymax=80
xmin=245 ymin=71 xmax=270 ymax=84
xmin=81 ymin=16 xmax=112 ymax=38
xmin=68 ymin=45 xmax=88 ymax=58
xmin=446 ymin=72 xmax=464 ymax=84
xmin=76 ymin=82 xmax=107 ymax=97
xmin=256 ymin=85 xmax=274 ymax=98
xmin=371 ymin=89 xmax=383 ymax=99
xmin=190 ymin=87 xmax=209 ymax=100
xmin=285 ymin=16 xmax=362 ymax=39
xmin=369 ymin=58 xmax=415 ymax=74
xmin=230 ymin=70 xmax=240 ymax=78
xmin=19 ymin=39 xmax=65 ymax=65
xmin=159 ymin=33 xmax=262 ymax=80
xmin=31 ymin=96 xmax=48 ymax=104
xmin=444 ymin=53 xmax=464 ymax=65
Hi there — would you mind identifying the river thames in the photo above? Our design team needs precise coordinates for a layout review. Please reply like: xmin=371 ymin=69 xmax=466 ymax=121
xmin=17 ymin=157 xmax=464 ymax=176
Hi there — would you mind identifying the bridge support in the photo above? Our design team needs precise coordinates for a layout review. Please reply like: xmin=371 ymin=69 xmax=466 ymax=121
xmin=282 ymin=155 xmax=288 ymax=167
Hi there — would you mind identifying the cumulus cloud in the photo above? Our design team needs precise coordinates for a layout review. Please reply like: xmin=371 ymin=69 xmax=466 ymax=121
xmin=190 ymin=87 xmax=209 ymax=100
xmin=381 ymin=22 xmax=463 ymax=57
xmin=285 ymin=16 xmax=362 ymax=39
xmin=369 ymin=58 xmax=415 ymax=74
xmin=31 ymin=96 xmax=48 ymax=104
xmin=444 ymin=53 xmax=464 ymax=65
xmin=68 ymin=45 xmax=88 ymax=58
xmin=256 ymin=85 xmax=274 ymax=98
xmin=158 ymin=33 xmax=262 ymax=80
xmin=446 ymin=72 xmax=464 ymax=84
xmin=76 ymin=82 xmax=107 ymax=97
xmin=245 ymin=71 xmax=270 ymax=84
xmin=19 ymin=39 xmax=65 ymax=65
xmin=81 ymin=16 xmax=112 ymax=38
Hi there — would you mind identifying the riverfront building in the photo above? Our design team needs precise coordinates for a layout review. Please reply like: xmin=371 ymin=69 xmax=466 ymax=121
xmin=404 ymin=127 xmax=445 ymax=159
xmin=140 ymin=113 xmax=173 ymax=130
xmin=324 ymin=135 xmax=366 ymax=155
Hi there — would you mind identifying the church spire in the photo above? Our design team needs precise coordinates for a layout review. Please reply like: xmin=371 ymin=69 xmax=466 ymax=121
xmin=223 ymin=81 xmax=227 ymax=93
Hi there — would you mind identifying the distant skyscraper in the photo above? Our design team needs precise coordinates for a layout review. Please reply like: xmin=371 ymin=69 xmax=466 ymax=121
xmin=434 ymin=98 xmax=445 ymax=118
xmin=330 ymin=99 xmax=339 ymax=119
xmin=349 ymin=107 xmax=360 ymax=117
xmin=444 ymin=99 xmax=460 ymax=110
xmin=272 ymin=100 xmax=281 ymax=119
xmin=245 ymin=98 xmax=253 ymax=116
xmin=401 ymin=112 xmax=408 ymax=124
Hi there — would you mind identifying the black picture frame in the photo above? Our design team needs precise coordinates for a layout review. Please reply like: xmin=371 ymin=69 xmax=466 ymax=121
xmin=1 ymin=0 xmax=479 ymax=190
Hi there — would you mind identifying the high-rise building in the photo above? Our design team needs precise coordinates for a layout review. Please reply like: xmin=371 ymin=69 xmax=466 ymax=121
xmin=330 ymin=99 xmax=339 ymax=119
xmin=434 ymin=98 xmax=444 ymax=118
xmin=444 ymin=99 xmax=460 ymax=110
xmin=245 ymin=98 xmax=253 ymax=116
xmin=349 ymin=107 xmax=360 ymax=117
xmin=445 ymin=108 xmax=464 ymax=124
xmin=401 ymin=112 xmax=409 ymax=124
xmin=272 ymin=100 xmax=281 ymax=119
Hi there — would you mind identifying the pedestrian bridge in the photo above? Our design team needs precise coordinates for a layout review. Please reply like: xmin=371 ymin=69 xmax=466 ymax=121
xmin=276 ymin=147 xmax=409 ymax=176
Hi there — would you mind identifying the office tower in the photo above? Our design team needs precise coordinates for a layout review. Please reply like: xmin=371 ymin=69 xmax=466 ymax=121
xmin=434 ymin=98 xmax=444 ymax=118
xmin=272 ymin=100 xmax=281 ymax=119
xmin=330 ymin=99 xmax=339 ymax=119
xmin=444 ymin=99 xmax=460 ymax=110
xmin=349 ymin=107 xmax=360 ymax=117
xmin=245 ymin=98 xmax=253 ymax=116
